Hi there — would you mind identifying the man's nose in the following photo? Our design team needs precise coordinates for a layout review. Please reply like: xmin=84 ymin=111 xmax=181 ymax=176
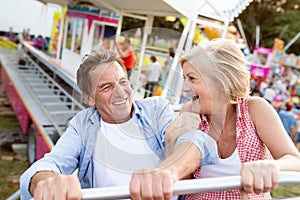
xmin=113 ymin=83 xmax=125 ymax=96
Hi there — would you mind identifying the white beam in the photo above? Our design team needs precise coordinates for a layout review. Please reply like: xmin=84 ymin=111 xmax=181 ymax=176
xmin=220 ymin=18 xmax=229 ymax=38
xmin=255 ymin=25 xmax=260 ymax=47
xmin=283 ymin=32 xmax=300 ymax=52
xmin=136 ymin=15 xmax=154 ymax=87
xmin=162 ymin=18 xmax=193 ymax=104
xmin=236 ymin=18 xmax=250 ymax=53
xmin=185 ymin=19 xmax=197 ymax=50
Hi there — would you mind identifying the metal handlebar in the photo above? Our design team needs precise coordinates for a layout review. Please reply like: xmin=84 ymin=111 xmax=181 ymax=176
xmin=81 ymin=171 xmax=300 ymax=200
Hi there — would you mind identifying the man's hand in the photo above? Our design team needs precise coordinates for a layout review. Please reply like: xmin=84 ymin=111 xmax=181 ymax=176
xmin=130 ymin=143 xmax=201 ymax=200
xmin=31 ymin=172 xmax=81 ymax=200
xmin=241 ymin=160 xmax=280 ymax=195
xmin=130 ymin=168 xmax=177 ymax=200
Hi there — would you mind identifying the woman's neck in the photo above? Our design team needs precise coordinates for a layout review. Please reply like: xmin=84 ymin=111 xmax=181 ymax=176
xmin=207 ymin=103 xmax=236 ymax=139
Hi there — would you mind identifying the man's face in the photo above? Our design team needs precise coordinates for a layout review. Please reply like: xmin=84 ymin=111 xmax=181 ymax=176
xmin=122 ymin=41 xmax=130 ymax=48
xmin=88 ymin=62 xmax=133 ymax=123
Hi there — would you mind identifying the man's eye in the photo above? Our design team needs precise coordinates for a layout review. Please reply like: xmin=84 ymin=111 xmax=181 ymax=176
xmin=96 ymin=85 xmax=109 ymax=92
xmin=120 ymin=80 xmax=128 ymax=85
xmin=103 ymin=85 xmax=111 ymax=90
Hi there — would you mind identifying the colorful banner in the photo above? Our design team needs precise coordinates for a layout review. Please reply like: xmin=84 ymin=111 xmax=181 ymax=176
xmin=49 ymin=10 xmax=62 ymax=56
xmin=274 ymin=52 xmax=300 ymax=69
xmin=67 ymin=5 xmax=119 ymax=34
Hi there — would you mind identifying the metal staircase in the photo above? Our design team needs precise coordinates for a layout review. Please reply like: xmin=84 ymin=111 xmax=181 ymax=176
xmin=0 ymin=47 xmax=85 ymax=148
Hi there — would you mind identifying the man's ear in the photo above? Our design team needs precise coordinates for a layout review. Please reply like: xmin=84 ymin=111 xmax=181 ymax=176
xmin=82 ymin=93 xmax=95 ymax=106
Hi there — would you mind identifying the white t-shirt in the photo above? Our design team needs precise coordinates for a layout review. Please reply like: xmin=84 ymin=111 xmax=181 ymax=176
xmin=199 ymin=148 xmax=242 ymax=178
xmin=93 ymin=118 xmax=162 ymax=188
xmin=147 ymin=62 xmax=162 ymax=82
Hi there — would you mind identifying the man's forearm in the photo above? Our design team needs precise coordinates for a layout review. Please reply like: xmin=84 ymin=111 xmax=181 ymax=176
xmin=160 ymin=142 xmax=201 ymax=180
xmin=30 ymin=171 xmax=58 ymax=195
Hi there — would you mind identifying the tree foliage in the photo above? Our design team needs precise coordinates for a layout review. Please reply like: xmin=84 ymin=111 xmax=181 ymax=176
xmin=235 ymin=0 xmax=300 ymax=54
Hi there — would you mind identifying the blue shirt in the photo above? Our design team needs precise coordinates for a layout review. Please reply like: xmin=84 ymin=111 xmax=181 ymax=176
xmin=278 ymin=110 xmax=297 ymax=135
xmin=20 ymin=97 xmax=218 ymax=199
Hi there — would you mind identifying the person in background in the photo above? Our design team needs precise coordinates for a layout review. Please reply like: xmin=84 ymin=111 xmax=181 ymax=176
xmin=7 ymin=27 xmax=16 ymax=42
xmin=34 ymin=35 xmax=43 ymax=50
xmin=293 ymin=122 xmax=300 ymax=151
xmin=278 ymin=102 xmax=297 ymax=137
xmin=116 ymin=37 xmax=136 ymax=79
xmin=263 ymin=82 xmax=276 ymax=104
xmin=130 ymin=39 xmax=300 ymax=199
xmin=250 ymin=77 xmax=258 ymax=95
xmin=259 ymin=78 xmax=269 ymax=97
xmin=144 ymin=55 xmax=162 ymax=98
xmin=161 ymin=47 xmax=175 ymax=89
xmin=20 ymin=49 xmax=213 ymax=200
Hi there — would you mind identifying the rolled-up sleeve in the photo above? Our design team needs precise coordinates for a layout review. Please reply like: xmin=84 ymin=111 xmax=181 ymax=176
xmin=20 ymin=122 xmax=83 ymax=199
xmin=20 ymin=160 xmax=61 ymax=200
xmin=175 ymin=130 xmax=219 ymax=166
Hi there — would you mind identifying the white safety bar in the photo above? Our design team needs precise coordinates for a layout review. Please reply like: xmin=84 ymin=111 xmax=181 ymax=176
xmin=81 ymin=171 xmax=300 ymax=200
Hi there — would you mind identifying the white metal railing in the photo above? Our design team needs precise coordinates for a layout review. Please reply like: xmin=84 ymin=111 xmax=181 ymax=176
xmin=11 ymin=171 xmax=300 ymax=200
xmin=81 ymin=171 xmax=300 ymax=200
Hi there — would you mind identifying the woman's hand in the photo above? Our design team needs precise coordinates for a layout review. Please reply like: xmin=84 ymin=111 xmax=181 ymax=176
xmin=165 ymin=111 xmax=200 ymax=156
xmin=241 ymin=160 xmax=280 ymax=195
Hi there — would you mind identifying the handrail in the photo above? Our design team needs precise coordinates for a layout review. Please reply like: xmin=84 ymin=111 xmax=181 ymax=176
xmin=81 ymin=171 xmax=300 ymax=200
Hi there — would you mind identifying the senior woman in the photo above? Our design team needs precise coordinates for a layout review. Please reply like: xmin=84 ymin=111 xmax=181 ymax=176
xmin=164 ymin=39 xmax=300 ymax=199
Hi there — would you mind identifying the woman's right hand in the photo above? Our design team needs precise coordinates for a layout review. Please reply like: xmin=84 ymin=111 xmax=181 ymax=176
xmin=240 ymin=160 xmax=280 ymax=197
xmin=165 ymin=110 xmax=201 ymax=155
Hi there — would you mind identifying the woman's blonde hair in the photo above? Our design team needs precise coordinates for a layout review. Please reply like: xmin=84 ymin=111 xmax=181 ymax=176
xmin=180 ymin=39 xmax=250 ymax=104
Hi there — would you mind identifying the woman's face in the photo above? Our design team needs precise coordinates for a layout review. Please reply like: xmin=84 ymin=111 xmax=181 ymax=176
xmin=182 ymin=61 xmax=216 ymax=115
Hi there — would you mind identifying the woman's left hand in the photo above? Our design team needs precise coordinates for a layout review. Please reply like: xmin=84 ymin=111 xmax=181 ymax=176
xmin=241 ymin=160 xmax=280 ymax=195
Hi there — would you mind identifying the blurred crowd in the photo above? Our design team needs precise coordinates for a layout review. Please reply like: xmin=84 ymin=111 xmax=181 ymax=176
xmin=5 ymin=26 xmax=49 ymax=52
xmin=251 ymin=67 xmax=300 ymax=150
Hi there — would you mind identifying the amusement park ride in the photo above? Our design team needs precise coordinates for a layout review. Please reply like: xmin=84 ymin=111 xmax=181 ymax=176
xmin=1 ymin=0 xmax=300 ymax=199
xmin=1 ymin=0 xmax=253 ymax=166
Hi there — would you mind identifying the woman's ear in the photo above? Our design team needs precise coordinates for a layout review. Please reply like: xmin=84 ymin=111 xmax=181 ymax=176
xmin=82 ymin=93 xmax=95 ymax=106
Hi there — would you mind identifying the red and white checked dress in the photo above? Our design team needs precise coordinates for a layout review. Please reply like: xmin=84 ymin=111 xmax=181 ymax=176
xmin=186 ymin=97 xmax=273 ymax=200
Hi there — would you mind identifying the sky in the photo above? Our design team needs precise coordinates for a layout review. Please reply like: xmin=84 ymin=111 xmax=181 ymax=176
xmin=0 ymin=0 xmax=61 ymax=37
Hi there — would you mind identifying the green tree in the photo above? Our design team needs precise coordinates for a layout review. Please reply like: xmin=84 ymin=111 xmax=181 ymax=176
xmin=235 ymin=0 xmax=300 ymax=54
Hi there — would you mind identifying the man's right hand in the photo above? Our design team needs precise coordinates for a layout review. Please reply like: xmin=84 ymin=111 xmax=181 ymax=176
xmin=130 ymin=168 xmax=176 ymax=200
xmin=30 ymin=172 xmax=81 ymax=200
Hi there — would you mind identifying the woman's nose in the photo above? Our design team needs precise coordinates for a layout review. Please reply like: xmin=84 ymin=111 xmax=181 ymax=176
xmin=183 ymin=80 xmax=191 ymax=92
